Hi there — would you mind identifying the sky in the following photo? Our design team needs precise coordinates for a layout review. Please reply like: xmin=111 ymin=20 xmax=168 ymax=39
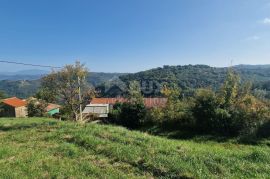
xmin=0 ymin=0 xmax=270 ymax=73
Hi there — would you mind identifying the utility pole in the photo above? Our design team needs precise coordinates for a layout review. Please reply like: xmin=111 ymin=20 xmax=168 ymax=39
xmin=78 ymin=76 xmax=83 ymax=121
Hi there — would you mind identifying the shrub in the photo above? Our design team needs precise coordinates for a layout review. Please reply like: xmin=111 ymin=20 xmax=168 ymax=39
xmin=27 ymin=98 xmax=48 ymax=117
xmin=110 ymin=102 xmax=147 ymax=129
xmin=192 ymin=88 xmax=218 ymax=133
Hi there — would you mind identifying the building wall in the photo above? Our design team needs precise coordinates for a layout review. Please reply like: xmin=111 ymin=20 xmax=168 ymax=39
xmin=15 ymin=106 xmax=28 ymax=118
xmin=0 ymin=104 xmax=15 ymax=117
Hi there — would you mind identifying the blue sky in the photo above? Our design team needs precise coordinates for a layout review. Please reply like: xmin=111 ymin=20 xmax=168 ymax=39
xmin=0 ymin=0 xmax=270 ymax=72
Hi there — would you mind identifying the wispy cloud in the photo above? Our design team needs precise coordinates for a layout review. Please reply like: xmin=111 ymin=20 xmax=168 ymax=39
xmin=246 ymin=35 xmax=260 ymax=41
xmin=260 ymin=18 xmax=270 ymax=25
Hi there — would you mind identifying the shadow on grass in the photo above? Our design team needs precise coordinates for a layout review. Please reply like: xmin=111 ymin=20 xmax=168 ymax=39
xmin=0 ymin=121 xmax=58 ymax=132
xmin=145 ymin=125 xmax=233 ymax=143
xmin=144 ymin=122 xmax=270 ymax=146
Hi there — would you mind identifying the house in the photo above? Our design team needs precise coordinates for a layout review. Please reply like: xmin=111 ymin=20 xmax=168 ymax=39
xmin=46 ymin=103 xmax=61 ymax=116
xmin=83 ymin=97 xmax=167 ymax=118
xmin=1 ymin=97 xmax=28 ymax=118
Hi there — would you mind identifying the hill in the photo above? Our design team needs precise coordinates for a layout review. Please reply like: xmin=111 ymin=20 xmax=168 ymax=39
xmin=0 ymin=80 xmax=40 ymax=98
xmin=0 ymin=118 xmax=270 ymax=178
xmin=1 ymin=64 xmax=270 ymax=98
xmin=0 ymin=69 xmax=49 ymax=81
xmin=118 ymin=64 xmax=270 ymax=96
xmin=0 ymin=72 xmax=125 ymax=98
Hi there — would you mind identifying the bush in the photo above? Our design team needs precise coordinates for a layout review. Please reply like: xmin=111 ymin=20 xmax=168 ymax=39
xmin=192 ymin=86 xmax=270 ymax=136
xmin=27 ymin=98 xmax=48 ymax=117
xmin=109 ymin=102 xmax=147 ymax=129
xmin=192 ymin=89 xmax=218 ymax=133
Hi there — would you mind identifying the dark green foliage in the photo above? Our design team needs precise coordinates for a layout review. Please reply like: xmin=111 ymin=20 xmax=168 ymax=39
xmin=192 ymin=89 xmax=219 ymax=132
xmin=191 ymin=71 xmax=270 ymax=136
xmin=144 ymin=70 xmax=270 ymax=138
xmin=119 ymin=65 xmax=270 ymax=97
xmin=0 ymin=90 xmax=6 ymax=100
xmin=120 ymin=65 xmax=227 ymax=96
xmin=0 ymin=80 xmax=40 ymax=99
xmin=110 ymin=81 xmax=147 ymax=129
xmin=27 ymin=98 xmax=48 ymax=117
xmin=111 ymin=102 xmax=147 ymax=129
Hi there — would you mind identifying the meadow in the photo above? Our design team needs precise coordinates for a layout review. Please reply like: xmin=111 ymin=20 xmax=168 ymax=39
xmin=0 ymin=118 xmax=270 ymax=178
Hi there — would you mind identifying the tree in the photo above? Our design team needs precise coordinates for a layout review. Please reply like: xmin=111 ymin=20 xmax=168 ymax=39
xmin=0 ymin=90 xmax=6 ymax=115
xmin=36 ymin=73 xmax=59 ymax=103
xmin=218 ymin=68 xmax=240 ymax=108
xmin=109 ymin=81 xmax=147 ymax=129
xmin=27 ymin=98 xmax=48 ymax=117
xmin=0 ymin=90 xmax=6 ymax=99
xmin=39 ymin=61 xmax=96 ymax=122
xmin=127 ymin=81 xmax=144 ymax=105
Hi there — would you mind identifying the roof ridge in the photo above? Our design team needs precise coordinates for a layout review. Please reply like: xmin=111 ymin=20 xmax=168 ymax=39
xmin=3 ymin=97 xmax=19 ymax=100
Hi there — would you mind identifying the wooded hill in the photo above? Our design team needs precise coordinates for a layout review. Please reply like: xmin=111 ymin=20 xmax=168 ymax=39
xmin=0 ymin=65 xmax=269 ymax=98
xmin=117 ymin=64 xmax=270 ymax=97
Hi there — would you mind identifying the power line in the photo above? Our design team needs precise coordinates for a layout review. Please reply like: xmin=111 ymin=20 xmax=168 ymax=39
xmin=0 ymin=59 xmax=62 ymax=68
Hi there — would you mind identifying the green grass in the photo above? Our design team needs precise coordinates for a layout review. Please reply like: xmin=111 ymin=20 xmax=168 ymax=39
xmin=0 ymin=118 xmax=270 ymax=178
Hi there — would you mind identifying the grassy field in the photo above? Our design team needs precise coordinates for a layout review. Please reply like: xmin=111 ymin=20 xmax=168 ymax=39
xmin=0 ymin=118 xmax=270 ymax=178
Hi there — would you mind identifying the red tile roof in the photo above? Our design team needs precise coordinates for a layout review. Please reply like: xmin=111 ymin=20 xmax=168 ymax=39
xmin=90 ymin=98 xmax=167 ymax=108
xmin=46 ymin=103 xmax=61 ymax=112
xmin=2 ymin=97 xmax=27 ymax=108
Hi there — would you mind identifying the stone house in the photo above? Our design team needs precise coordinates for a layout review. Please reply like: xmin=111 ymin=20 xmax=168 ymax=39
xmin=1 ymin=97 xmax=28 ymax=118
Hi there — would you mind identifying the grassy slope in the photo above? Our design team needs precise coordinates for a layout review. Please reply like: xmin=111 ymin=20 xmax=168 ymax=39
xmin=0 ymin=118 xmax=270 ymax=179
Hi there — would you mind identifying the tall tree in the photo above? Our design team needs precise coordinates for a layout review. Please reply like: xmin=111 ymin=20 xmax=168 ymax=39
xmin=127 ymin=81 xmax=144 ymax=105
xmin=218 ymin=68 xmax=240 ymax=108
xmin=38 ymin=61 xmax=95 ymax=121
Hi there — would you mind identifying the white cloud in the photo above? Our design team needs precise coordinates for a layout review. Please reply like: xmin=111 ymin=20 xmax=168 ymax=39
xmin=261 ymin=18 xmax=270 ymax=25
xmin=246 ymin=35 xmax=260 ymax=41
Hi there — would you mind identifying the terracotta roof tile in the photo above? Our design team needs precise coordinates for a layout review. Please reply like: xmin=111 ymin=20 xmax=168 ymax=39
xmin=2 ymin=97 xmax=27 ymax=108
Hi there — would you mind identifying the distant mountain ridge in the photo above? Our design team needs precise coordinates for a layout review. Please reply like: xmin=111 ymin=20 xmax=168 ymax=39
xmin=0 ymin=70 xmax=126 ymax=81
xmin=0 ymin=69 xmax=49 ymax=76
xmin=0 ymin=71 xmax=126 ymax=98
xmin=234 ymin=64 xmax=270 ymax=69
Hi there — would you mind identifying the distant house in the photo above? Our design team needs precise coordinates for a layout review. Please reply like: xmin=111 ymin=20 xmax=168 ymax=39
xmin=46 ymin=103 xmax=61 ymax=116
xmin=1 ymin=97 xmax=28 ymax=118
xmin=83 ymin=97 xmax=167 ymax=118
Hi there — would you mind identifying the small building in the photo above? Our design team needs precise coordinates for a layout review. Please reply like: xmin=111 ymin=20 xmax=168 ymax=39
xmin=83 ymin=97 xmax=167 ymax=118
xmin=82 ymin=104 xmax=109 ymax=118
xmin=46 ymin=103 xmax=61 ymax=116
xmin=1 ymin=97 xmax=28 ymax=118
